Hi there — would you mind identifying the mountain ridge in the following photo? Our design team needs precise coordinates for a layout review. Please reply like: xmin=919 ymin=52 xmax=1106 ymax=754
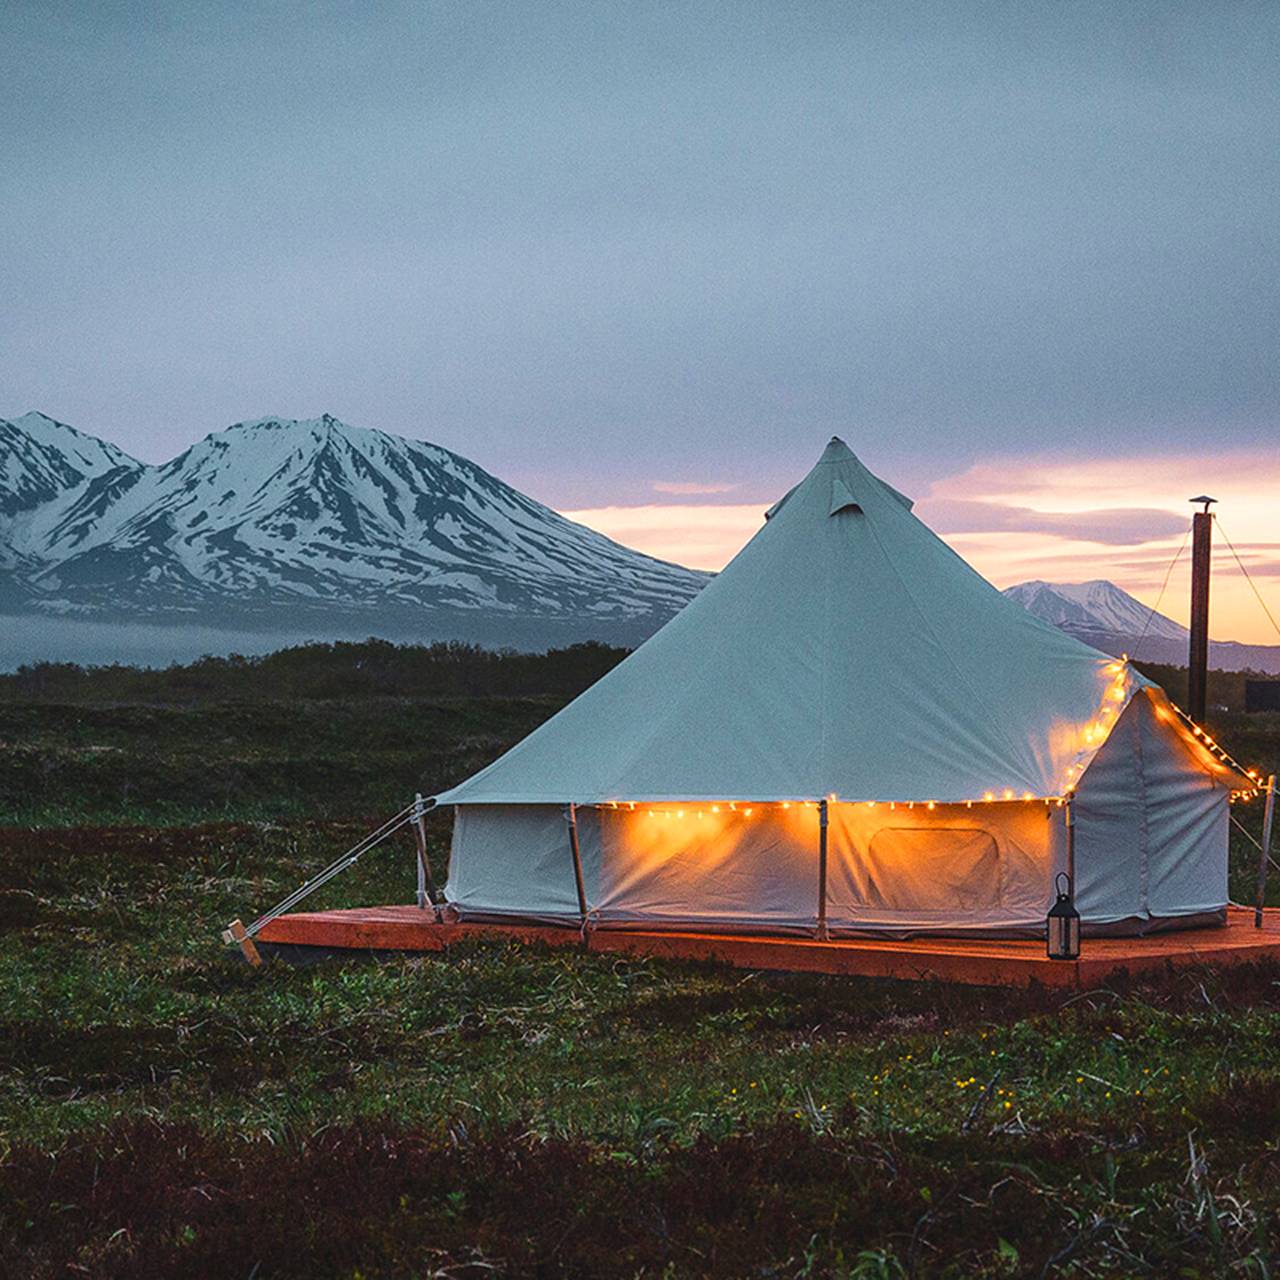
xmin=0 ymin=411 xmax=708 ymax=645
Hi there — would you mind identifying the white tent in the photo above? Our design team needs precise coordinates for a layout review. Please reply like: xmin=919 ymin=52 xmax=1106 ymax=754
xmin=435 ymin=439 xmax=1248 ymax=937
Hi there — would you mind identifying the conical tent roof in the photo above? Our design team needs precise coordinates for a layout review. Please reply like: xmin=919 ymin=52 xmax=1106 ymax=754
xmin=436 ymin=439 xmax=1147 ymax=806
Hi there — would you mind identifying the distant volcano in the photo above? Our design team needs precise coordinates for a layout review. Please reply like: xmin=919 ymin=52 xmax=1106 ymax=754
xmin=1004 ymin=579 xmax=1280 ymax=675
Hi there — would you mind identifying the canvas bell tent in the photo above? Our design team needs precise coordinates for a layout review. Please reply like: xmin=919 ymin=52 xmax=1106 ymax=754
xmin=433 ymin=439 xmax=1251 ymax=938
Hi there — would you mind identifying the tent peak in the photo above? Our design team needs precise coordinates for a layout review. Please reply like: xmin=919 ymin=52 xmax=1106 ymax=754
xmin=819 ymin=436 xmax=857 ymax=464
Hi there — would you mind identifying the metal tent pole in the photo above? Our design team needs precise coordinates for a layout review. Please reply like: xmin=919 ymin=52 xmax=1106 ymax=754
xmin=1254 ymin=775 xmax=1277 ymax=929
xmin=1066 ymin=792 xmax=1076 ymax=894
xmin=565 ymin=802 xmax=589 ymax=930
xmin=413 ymin=792 xmax=441 ymax=919
xmin=816 ymin=799 xmax=830 ymax=941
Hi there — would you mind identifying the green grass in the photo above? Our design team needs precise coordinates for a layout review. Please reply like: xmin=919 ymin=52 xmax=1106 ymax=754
xmin=3 ymin=653 xmax=1280 ymax=1276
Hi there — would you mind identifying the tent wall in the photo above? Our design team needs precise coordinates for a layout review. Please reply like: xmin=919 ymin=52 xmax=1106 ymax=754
xmin=1073 ymin=691 xmax=1229 ymax=927
xmin=444 ymin=692 xmax=1231 ymax=936
xmin=446 ymin=804 xmax=592 ymax=923
xmin=446 ymin=800 xmax=1062 ymax=935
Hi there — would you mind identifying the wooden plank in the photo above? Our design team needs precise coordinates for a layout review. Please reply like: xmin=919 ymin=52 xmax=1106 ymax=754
xmin=254 ymin=904 xmax=1280 ymax=989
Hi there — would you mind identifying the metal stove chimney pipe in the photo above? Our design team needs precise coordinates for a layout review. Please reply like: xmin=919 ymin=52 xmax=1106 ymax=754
xmin=1187 ymin=496 xmax=1216 ymax=725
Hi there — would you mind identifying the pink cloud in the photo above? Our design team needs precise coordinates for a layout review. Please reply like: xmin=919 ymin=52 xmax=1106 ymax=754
xmin=651 ymin=480 xmax=739 ymax=496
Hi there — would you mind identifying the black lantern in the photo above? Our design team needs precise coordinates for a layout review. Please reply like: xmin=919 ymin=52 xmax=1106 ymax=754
xmin=1047 ymin=872 xmax=1080 ymax=960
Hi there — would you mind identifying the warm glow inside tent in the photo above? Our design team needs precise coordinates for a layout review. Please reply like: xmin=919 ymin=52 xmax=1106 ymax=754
xmin=433 ymin=439 xmax=1250 ymax=937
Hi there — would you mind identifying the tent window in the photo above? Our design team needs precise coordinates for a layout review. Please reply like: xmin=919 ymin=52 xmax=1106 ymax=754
xmin=863 ymin=827 xmax=1001 ymax=912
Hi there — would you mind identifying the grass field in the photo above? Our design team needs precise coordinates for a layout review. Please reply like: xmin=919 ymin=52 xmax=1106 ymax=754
xmin=3 ymin=643 xmax=1280 ymax=1278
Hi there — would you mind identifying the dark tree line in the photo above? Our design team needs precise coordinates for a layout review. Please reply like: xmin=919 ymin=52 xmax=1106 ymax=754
xmin=0 ymin=639 xmax=631 ymax=705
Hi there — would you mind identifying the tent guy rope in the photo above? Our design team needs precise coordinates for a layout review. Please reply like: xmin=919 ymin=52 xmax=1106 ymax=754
xmin=221 ymin=800 xmax=430 ymax=963
xmin=1215 ymin=517 xmax=1280 ymax=646
xmin=1130 ymin=519 xmax=1192 ymax=664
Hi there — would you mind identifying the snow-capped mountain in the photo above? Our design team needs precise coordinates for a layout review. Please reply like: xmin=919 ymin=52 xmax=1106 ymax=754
xmin=1003 ymin=578 xmax=1280 ymax=675
xmin=1002 ymin=579 xmax=1186 ymax=642
xmin=0 ymin=411 xmax=139 ymax=518
xmin=0 ymin=412 xmax=147 ymax=614
xmin=1 ymin=413 xmax=708 ymax=643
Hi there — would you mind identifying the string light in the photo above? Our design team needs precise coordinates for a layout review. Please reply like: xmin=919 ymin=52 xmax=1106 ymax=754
xmin=592 ymin=661 xmax=1258 ymax=817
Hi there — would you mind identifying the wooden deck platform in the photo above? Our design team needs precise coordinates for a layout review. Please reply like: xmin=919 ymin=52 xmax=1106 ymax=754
xmin=254 ymin=905 xmax=1280 ymax=988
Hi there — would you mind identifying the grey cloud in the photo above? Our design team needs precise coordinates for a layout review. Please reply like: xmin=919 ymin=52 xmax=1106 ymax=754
xmin=1 ymin=1 xmax=1278 ymax=505
xmin=917 ymin=499 xmax=1190 ymax=546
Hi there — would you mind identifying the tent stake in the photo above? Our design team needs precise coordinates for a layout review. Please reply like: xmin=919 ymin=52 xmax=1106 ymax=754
xmin=816 ymin=799 xmax=830 ymax=941
xmin=565 ymin=802 xmax=589 ymax=932
xmin=413 ymin=793 xmax=441 ymax=919
xmin=223 ymin=918 xmax=262 ymax=968
xmin=1254 ymin=775 xmax=1277 ymax=929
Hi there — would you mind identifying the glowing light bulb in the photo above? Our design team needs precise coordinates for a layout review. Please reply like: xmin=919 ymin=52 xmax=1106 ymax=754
xmin=1002 ymin=789 xmax=1014 ymax=801
xmin=983 ymin=792 xmax=995 ymax=803
xmin=711 ymin=805 xmax=721 ymax=814
xmin=743 ymin=807 xmax=754 ymax=818
xmin=926 ymin=801 xmax=936 ymax=810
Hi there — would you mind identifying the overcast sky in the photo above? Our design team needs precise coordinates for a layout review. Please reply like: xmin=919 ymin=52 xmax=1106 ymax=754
xmin=4 ymin=2 xmax=1279 ymax=637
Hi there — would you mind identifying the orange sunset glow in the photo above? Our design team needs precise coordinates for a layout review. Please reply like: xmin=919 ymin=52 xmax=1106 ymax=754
xmin=565 ymin=450 xmax=1280 ymax=645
